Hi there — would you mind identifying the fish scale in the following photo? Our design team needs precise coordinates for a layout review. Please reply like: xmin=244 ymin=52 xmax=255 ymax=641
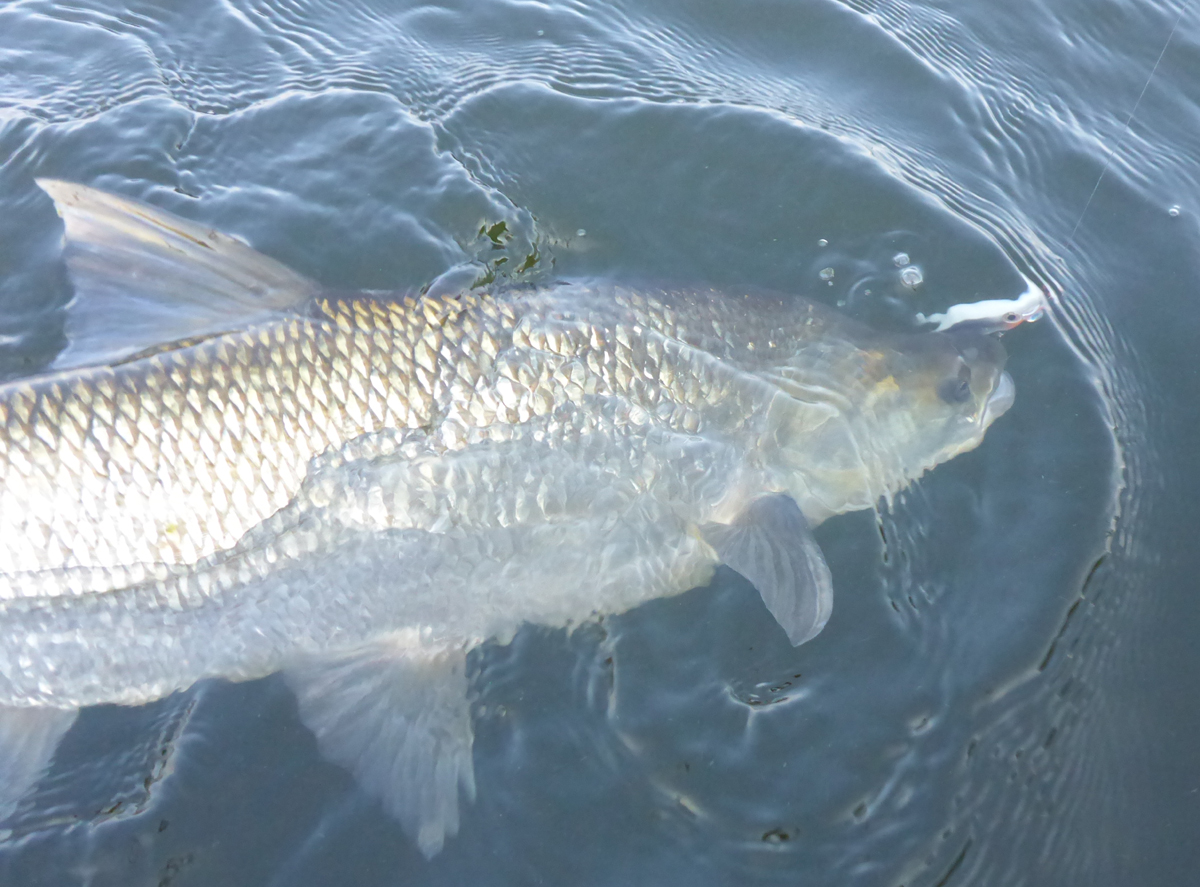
xmin=9 ymin=291 xmax=801 ymax=609
xmin=0 ymin=284 xmax=796 ymax=601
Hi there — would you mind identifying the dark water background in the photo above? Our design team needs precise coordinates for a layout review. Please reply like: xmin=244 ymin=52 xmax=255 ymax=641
xmin=1 ymin=0 xmax=1198 ymax=884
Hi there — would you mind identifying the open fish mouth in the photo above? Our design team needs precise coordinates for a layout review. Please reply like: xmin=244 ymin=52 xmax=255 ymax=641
xmin=984 ymin=371 xmax=1015 ymax=424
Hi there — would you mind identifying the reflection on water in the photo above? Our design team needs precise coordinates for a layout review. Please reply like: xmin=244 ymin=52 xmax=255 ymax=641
xmin=1 ymin=0 xmax=1197 ymax=884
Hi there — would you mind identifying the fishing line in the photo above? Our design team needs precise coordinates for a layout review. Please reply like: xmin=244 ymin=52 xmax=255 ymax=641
xmin=1067 ymin=1 xmax=1190 ymax=244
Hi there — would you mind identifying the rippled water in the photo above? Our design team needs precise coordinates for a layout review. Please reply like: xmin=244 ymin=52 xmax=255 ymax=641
xmin=2 ymin=0 xmax=1198 ymax=884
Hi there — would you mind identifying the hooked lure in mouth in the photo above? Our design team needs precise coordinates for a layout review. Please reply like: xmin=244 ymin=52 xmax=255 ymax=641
xmin=917 ymin=282 xmax=1046 ymax=333
xmin=0 ymin=180 xmax=1039 ymax=855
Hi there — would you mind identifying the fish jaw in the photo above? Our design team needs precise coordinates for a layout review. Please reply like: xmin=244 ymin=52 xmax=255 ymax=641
xmin=916 ymin=367 xmax=1017 ymax=478
xmin=984 ymin=371 xmax=1016 ymax=423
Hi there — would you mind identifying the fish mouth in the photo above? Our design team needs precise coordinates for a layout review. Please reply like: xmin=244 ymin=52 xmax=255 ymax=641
xmin=983 ymin=371 xmax=1015 ymax=424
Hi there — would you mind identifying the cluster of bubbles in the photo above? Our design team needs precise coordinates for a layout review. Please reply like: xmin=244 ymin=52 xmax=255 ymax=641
xmin=892 ymin=252 xmax=922 ymax=287
xmin=814 ymin=241 xmax=924 ymax=294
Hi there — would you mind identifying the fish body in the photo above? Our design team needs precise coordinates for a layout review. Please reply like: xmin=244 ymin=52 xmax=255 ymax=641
xmin=0 ymin=181 xmax=1024 ymax=854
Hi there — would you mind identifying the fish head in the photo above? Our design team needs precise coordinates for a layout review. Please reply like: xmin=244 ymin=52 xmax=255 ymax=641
xmin=764 ymin=320 xmax=1014 ymax=519
xmin=870 ymin=326 xmax=1013 ymax=480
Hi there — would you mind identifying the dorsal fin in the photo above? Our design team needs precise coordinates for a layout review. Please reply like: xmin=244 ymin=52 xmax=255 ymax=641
xmin=36 ymin=180 xmax=320 ymax=370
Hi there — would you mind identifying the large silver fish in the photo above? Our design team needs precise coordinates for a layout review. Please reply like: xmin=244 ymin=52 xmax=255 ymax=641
xmin=0 ymin=181 xmax=1030 ymax=854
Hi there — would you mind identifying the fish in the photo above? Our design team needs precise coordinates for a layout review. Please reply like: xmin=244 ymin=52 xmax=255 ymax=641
xmin=0 ymin=180 xmax=1030 ymax=855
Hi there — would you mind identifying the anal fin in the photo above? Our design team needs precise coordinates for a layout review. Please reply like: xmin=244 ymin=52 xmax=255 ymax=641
xmin=701 ymin=493 xmax=833 ymax=646
xmin=0 ymin=705 xmax=78 ymax=826
xmin=284 ymin=632 xmax=475 ymax=858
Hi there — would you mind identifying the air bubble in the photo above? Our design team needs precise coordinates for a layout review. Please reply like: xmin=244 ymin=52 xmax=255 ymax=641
xmin=1168 ymin=205 xmax=1181 ymax=217
xmin=817 ymin=238 xmax=828 ymax=247
xmin=576 ymin=229 xmax=587 ymax=237
xmin=893 ymin=252 xmax=910 ymax=267
xmin=899 ymin=265 xmax=923 ymax=288
xmin=819 ymin=267 xmax=835 ymax=281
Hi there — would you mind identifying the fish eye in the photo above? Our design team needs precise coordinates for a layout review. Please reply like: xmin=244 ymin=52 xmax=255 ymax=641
xmin=937 ymin=365 xmax=973 ymax=403
xmin=1004 ymin=312 xmax=1018 ymax=323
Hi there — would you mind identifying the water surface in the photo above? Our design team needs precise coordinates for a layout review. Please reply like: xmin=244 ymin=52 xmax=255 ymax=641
xmin=1 ymin=0 xmax=1197 ymax=884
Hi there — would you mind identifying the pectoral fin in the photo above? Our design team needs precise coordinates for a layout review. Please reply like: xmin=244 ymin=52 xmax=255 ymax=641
xmin=283 ymin=633 xmax=475 ymax=858
xmin=701 ymin=494 xmax=833 ymax=646
xmin=0 ymin=705 xmax=78 ymax=825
